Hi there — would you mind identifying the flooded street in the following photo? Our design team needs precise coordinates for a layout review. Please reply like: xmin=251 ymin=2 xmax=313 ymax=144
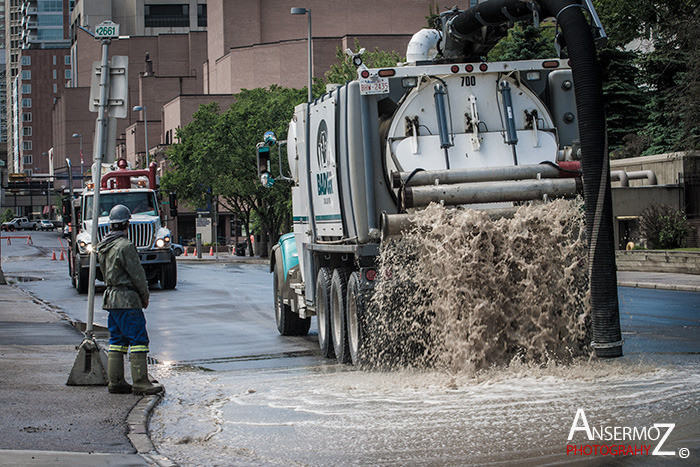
xmin=150 ymin=358 xmax=700 ymax=465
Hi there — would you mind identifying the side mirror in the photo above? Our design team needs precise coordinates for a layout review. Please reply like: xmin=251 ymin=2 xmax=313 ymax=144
xmin=168 ymin=192 xmax=178 ymax=217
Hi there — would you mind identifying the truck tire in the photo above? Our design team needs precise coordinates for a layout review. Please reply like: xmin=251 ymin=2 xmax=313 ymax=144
xmin=160 ymin=255 xmax=177 ymax=289
xmin=76 ymin=267 xmax=89 ymax=294
xmin=8 ymin=225 xmax=15 ymax=232
xmin=274 ymin=261 xmax=310 ymax=336
xmin=330 ymin=268 xmax=351 ymax=364
xmin=346 ymin=271 xmax=367 ymax=366
xmin=316 ymin=267 xmax=335 ymax=358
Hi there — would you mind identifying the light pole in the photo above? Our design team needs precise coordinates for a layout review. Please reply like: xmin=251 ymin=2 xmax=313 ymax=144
xmin=291 ymin=7 xmax=312 ymax=102
xmin=133 ymin=105 xmax=148 ymax=166
xmin=42 ymin=152 xmax=50 ymax=218
xmin=71 ymin=133 xmax=83 ymax=183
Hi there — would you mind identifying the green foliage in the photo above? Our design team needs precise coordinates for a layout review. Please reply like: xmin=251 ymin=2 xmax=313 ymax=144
xmin=325 ymin=39 xmax=402 ymax=85
xmin=161 ymin=86 xmax=307 ymax=242
xmin=487 ymin=24 xmax=556 ymax=62
xmin=639 ymin=204 xmax=693 ymax=249
xmin=1 ymin=208 xmax=15 ymax=224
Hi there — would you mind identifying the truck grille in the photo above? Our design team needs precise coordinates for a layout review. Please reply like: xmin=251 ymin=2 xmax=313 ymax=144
xmin=98 ymin=222 xmax=154 ymax=248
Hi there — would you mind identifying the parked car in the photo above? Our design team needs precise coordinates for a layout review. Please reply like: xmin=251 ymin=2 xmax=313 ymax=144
xmin=38 ymin=220 xmax=55 ymax=231
xmin=171 ymin=243 xmax=183 ymax=256
xmin=1 ymin=217 xmax=37 ymax=231
xmin=63 ymin=225 xmax=71 ymax=238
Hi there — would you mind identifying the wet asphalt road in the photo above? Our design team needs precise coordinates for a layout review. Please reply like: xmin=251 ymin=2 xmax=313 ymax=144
xmin=2 ymin=230 xmax=699 ymax=465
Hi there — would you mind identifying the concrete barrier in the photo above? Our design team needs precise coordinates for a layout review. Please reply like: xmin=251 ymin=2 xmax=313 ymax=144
xmin=616 ymin=250 xmax=700 ymax=275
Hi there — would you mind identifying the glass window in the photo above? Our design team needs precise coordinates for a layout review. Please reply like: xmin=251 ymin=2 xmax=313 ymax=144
xmin=197 ymin=4 xmax=207 ymax=27
xmin=22 ymin=84 xmax=31 ymax=94
xmin=22 ymin=98 xmax=31 ymax=108
xmin=21 ymin=56 xmax=30 ymax=66
xmin=64 ymin=69 xmax=71 ymax=79
xmin=64 ymin=55 xmax=70 ymax=65
xmin=37 ymin=1 xmax=63 ymax=12
xmin=144 ymin=4 xmax=190 ymax=27
xmin=53 ymin=55 xmax=57 ymax=65
xmin=38 ymin=15 xmax=63 ymax=26
xmin=22 ymin=113 xmax=32 ymax=122
xmin=23 ymin=141 xmax=32 ymax=151
xmin=53 ymin=83 xmax=57 ymax=93
xmin=23 ymin=154 xmax=33 ymax=165
xmin=84 ymin=192 xmax=158 ymax=220
xmin=22 ymin=127 xmax=32 ymax=136
xmin=53 ymin=70 xmax=57 ymax=79
xmin=22 ymin=70 xmax=31 ymax=80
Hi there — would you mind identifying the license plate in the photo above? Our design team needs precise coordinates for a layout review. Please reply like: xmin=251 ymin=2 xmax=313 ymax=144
xmin=359 ymin=77 xmax=390 ymax=95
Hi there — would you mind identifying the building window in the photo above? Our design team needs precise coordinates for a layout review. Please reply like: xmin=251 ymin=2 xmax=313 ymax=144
xmin=23 ymin=127 xmax=32 ymax=136
xmin=53 ymin=83 xmax=57 ymax=93
xmin=21 ymin=84 xmax=31 ymax=94
xmin=38 ymin=1 xmax=62 ymax=12
xmin=53 ymin=55 xmax=57 ymax=65
xmin=23 ymin=154 xmax=33 ymax=165
xmin=53 ymin=70 xmax=57 ymax=79
xmin=144 ymin=4 xmax=190 ymax=28
xmin=22 ymin=70 xmax=31 ymax=80
xmin=23 ymin=141 xmax=32 ymax=151
xmin=21 ymin=56 xmax=30 ymax=66
xmin=22 ymin=98 xmax=32 ymax=108
xmin=23 ymin=169 xmax=33 ymax=176
xmin=197 ymin=4 xmax=207 ymax=27
xmin=22 ymin=113 xmax=32 ymax=122
xmin=64 ymin=55 xmax=70 ymax=65
xmin=64 ymin=69 xmax=71 ymax=80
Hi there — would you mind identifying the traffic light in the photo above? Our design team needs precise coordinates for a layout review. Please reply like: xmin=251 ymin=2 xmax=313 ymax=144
xmin=168 ymin=192 xmax=178 ymax=218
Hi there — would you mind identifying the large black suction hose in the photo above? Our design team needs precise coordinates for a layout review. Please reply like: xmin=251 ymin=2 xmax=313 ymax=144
xmin=452 ymin=0 xmax=623 ymax=358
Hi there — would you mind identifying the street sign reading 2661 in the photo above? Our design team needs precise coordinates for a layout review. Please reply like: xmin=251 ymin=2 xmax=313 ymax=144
xmin=94 ymin=21 xmax=120 ymax=39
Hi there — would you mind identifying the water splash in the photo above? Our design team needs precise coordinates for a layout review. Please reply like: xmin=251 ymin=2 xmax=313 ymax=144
xmin=364 ymin=199 xmax=591 ymax=371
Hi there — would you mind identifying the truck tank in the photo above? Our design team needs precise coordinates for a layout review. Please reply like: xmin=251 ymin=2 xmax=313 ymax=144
xmin=266 ymin=0 xmax=621 ymax=366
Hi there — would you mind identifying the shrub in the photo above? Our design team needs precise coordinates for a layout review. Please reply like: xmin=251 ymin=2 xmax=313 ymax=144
xmin=1 ymin=208 xmax=15 ymax=224
xmin=639 ymin=204 xmax=693 ymax=249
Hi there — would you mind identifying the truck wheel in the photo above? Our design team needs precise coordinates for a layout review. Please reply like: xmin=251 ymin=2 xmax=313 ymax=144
xmin=76 ymin=267 xmax=89 ymax=294
xmin=346 ymin=271 xmax=367 ymax=366
xmin=274 ymin=261 xmax=310 ymax=336
xmin=330 ymin=268 xmax=351 ymax=364
xmin=160 ymin=255 xmax=177 ymax=289
xmin=316 ymin=267 xmax=335 ymax=358
xmin=8 ymin=225 xmax=15 ymax=232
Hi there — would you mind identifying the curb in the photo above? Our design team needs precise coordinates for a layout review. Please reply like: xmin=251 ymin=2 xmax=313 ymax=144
xmin=128 ymin=393 xmax=178 ymax=467
xmin=177 ymin=257 xmax=269 ymax=265
xmin=618 ymin=281 xmax=700 ymax=293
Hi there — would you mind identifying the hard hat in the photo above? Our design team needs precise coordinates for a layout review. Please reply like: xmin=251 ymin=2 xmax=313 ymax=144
xmin=109 ymin=204 xmax=131 ymax=224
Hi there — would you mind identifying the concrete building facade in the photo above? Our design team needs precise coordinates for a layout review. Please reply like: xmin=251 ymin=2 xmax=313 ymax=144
xmin=204 ymin=0 xmax=433 ymax=94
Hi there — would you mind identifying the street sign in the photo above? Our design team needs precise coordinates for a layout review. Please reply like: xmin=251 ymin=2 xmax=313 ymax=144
xmin=94 ymin=21 xmax=120 ymax=39
xmin=89 ymin=55 xmax=128 ymax=118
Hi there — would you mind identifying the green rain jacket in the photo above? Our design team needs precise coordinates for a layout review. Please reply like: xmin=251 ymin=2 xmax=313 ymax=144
xmin=97 ymin=230 xmax=149 ymax=309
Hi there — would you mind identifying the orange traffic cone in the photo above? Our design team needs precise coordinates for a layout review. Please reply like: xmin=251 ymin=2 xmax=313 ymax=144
xmin=209 ymin=246 xmax=214 ymax=256
xmin=51 ymin=249 xmax=57 ymax=261
xmin=59 ymin=250 xmax=65 ymax=261
xmin=183 ymin=247 xmax=188 ymax=256
xmin=26 ymin=236 xmax=31 ymax=245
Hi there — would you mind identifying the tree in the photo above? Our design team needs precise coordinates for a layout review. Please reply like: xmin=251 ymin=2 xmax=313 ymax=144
xmin=162 ymin=87 xmax=306 ymax=256
xmin=487 ymin=23 xmax=556 ymax=62
xmin=639 ymin=204 xmax=693 ymax=249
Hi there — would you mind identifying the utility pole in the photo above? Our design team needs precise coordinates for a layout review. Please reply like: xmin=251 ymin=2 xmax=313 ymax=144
xmin=68 ymin=21 xmax=126 ymax=386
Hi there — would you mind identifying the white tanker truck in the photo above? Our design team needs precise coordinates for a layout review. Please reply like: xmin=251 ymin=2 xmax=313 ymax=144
xmin=261 ymin=0 xmax=622 ymax=365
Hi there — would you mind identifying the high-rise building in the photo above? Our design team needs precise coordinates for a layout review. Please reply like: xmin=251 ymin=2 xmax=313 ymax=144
xmin=6 ymin=0 xmax=70 ymax=174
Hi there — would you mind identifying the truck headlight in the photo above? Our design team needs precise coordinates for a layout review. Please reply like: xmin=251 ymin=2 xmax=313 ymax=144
xmin=155 ymin=237 xmax=170 ymax=248
xmin=78 ymin=241 xmax=92 ymax=253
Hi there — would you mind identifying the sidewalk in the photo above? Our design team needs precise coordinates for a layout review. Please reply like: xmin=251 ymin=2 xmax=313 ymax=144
xmin=0 ymin=285 xmax=169 ymax=467
xmin=617 ymin=271 xmax=700 ymax=293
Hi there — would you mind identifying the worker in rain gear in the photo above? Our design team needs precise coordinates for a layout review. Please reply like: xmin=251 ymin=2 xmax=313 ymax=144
xmin=98 ymin=204 xmax=163 ymax=395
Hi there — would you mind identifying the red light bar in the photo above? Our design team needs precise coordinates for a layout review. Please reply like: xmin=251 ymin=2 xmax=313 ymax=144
xmin=542 ymin=60 xmax=560 ymax=68
xmin=378 ymin=69 xmax=396 ymax=77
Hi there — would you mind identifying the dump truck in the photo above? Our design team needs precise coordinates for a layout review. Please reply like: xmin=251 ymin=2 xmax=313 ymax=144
xmin=67 ymin=159 xmax=177 ymax=293
xmin=263 ymin=0 xmax=622 ymax=365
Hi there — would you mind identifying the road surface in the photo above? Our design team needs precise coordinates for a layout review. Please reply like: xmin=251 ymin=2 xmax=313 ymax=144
xmin=3 ymin=230 xmax=699 ymax=465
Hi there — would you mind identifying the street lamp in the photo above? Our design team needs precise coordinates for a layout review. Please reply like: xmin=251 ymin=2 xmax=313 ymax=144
xmin=133 ymin=105 xmax=148 ymax=166
xmin=71 ymin=133 xmax=84 ymax=182
xmin=291 ymin=7 xmax=312 ymax=102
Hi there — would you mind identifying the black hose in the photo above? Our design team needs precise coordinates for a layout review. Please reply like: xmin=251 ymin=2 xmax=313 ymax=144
xmin=451 ymin=0 xmax=622 ymax=358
